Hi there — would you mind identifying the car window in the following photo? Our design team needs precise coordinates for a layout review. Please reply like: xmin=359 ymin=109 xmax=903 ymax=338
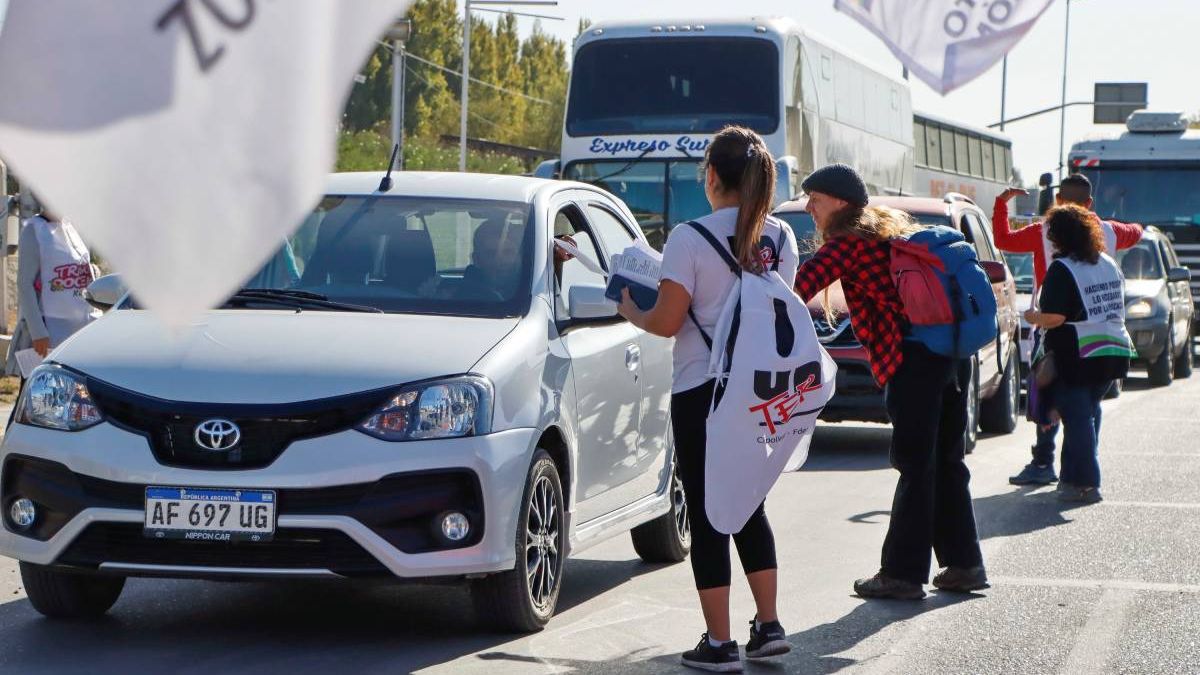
xmin=961 ymin=211 xmax=996 ymax=262
xmin=554 ymin=205 xmax=609 ymax=321
xmin=1115 ymin=240 xmax=1164 ymax=280
xmin=1159 ymin=239 xmax=1180 ymax=269
xmin=586 ymin=203 xmax=638 ymax=256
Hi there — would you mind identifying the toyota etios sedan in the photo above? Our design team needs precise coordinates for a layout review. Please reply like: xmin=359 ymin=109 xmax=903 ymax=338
xmin=1 ymin=172 xmax=690 ymax=632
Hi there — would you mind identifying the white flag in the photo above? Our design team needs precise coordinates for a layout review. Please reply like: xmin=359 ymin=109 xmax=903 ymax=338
xmin=0 ymin=0 xmax=412 ymax=325
xmin=835 ymin=0 xmax=1055 ymax=95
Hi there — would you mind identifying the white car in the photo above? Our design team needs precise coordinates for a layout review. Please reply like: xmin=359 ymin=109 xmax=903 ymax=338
xmin=0 ymin=172 xmax=689 ymax=631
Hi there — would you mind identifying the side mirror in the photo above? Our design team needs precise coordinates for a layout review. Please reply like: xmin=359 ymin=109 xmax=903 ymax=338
xmin=1168 ymin=267 xmax=1192 ymax=283
xmin=83 ymin=274 xmax=127 ymax=312
xmin=568 ymin=284 xmax=618 ymax=321
xmin=980 ymin=260 xmax=1008 ymax=284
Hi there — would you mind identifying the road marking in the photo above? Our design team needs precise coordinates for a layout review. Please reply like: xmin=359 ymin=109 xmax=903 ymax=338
xmin=1060 ymin=587 xmax=1136 ymax=675
xmin=991 ymin=576 xmax=1200 ymax=594
xmin=1105 ymin=452 xmax=1200 ymax=457
xmin=1099 ymin=500 xmax=1200 ymax=510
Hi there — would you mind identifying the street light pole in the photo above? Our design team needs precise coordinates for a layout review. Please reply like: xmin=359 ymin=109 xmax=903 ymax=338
xmin=1057 ymin=0 xmax=1072 ymax=179
xmin=392 ymin=40 xmax=407 ymax=169
xmin=1000 ymin=55 xmax=1008 ymax=133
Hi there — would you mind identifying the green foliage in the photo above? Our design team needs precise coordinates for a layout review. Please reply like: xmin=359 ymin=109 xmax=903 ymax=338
xmin=341 ymin=0 xmax=570 ymax=168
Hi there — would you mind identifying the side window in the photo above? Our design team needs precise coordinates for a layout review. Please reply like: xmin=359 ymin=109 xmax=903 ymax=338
xmin=586 ymin=203 xmax=638 ymax=256
xmin=1159 ymin=240 xmax=1178 ymax=270
xmin=954 ymin=131 xmax=969 ymax=175
xmin=981 ymin=141 xmax=995 ymax=180
xmin=968 ymin=136 xmax=983 ymax=177
xmin=913 ymin=121 xmax=927 ymax=167
xmin=554 ymin=205 xmax=608 ymax=321
xmin=962 ymin=212 xmax=996 ymax=262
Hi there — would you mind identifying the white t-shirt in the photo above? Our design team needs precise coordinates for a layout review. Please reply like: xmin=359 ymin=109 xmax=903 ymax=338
xmin=660 ymin=207 xmax=800 ymax=393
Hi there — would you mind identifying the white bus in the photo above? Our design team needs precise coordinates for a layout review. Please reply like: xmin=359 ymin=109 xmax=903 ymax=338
xmin=1070 ymin=111 xmax=1200 ymax=319
xmin=913 ymin=111 xmax=1014 ymax=207
xmin=545 ymin=17 xmax=915 ymax=248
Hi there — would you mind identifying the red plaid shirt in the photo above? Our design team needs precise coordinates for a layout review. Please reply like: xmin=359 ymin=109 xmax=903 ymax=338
xmin=794 ymin=236 xmax=907 ymax=386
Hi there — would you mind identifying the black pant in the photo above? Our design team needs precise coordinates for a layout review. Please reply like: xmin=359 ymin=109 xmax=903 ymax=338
xmin=881 ymin=342 xmax=984 ymax=584
xmin=672 ymin=380 xmax=778 ymax=590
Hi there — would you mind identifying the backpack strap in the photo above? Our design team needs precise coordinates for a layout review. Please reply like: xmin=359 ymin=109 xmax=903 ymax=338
xmin=683 ymin=220 xmax=739 ymax=351
xmin=772 ymin=225 xmax=788 ymax=272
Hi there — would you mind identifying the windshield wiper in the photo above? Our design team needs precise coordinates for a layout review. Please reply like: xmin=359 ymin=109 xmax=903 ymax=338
xmin=592 ymin=146 xmax=657 ymax=184
xmin=228 ymin=289 xmax=383 ymax=313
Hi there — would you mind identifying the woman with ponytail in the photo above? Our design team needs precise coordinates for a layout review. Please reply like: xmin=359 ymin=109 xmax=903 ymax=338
xmin=793 ymin=164 xmax=987 ymax=601
xmin=618 ymin=126 xmax=799 ymax=671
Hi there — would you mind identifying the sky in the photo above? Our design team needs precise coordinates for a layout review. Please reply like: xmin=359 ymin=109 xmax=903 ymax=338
xmin=462 ymin=0 xmax=1199 ymax=185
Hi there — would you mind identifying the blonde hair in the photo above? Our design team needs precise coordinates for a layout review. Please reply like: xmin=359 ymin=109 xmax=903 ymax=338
xmin=817 ymin=205 xmax=920 ymax=320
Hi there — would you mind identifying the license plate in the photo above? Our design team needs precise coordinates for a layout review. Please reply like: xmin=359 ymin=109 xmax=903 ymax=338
xmin=144 ymin=487 xmax=275 ymax=542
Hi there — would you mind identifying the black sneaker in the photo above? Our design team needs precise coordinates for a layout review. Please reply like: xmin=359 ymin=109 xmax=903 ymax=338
xmin=745 ymin=617 xmax=791 ymax=659
xmin=681 ymin=633 xmax=743 ymax=673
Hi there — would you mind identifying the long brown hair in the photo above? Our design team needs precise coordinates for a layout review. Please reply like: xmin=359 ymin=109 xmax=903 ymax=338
xmin=1045 ymin=204 xmax=1104 ymax=264
xmin=818 ymin=205 xmax=921 ymax=243
xmin=704 ymin=126 xmax=776 ymax=273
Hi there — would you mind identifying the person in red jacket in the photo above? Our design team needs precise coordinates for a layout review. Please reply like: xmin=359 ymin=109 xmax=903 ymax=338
xmin=993 ymin=173 xmax=1143 ymax=487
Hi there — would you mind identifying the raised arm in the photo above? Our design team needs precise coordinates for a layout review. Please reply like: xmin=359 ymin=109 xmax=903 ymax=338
xmin=991 ymin=190 xmax=1042 ymax=254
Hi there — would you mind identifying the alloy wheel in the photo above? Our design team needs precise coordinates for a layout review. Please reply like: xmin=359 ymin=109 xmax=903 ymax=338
xmin=525 ymin=474 xmax=562 ymax=611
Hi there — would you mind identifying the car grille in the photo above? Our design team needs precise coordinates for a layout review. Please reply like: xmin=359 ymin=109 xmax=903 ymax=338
xmin=86 ymin=378 xmax=395 ymax=470
xmin=56 ymin=523 xmax=391 ymax=577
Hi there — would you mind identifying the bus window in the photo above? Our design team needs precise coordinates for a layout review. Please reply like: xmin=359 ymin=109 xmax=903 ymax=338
xmin=968 ymin=136 xmax=983 ymax=177
xmin=1002 ymin=145 xmax=1013 ymax=183
xmin=955 ymin=131 xmax=970 ymax=176
xmin=994 ymin=143 xmax=1008 ymax=182
xmin=981 ymin=141 xmax=995 ymax=180
xmin=940 ymin=127 xmax=956 ymax=172
xmin=926 ymin=124 xmax=942 ymax=169
xmin=914 ymin=122 xmax=927 ymax=166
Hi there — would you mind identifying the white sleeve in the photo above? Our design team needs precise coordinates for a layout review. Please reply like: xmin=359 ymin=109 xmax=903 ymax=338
xmin=779 ymin=222 xmax=801 ymax=283
xmin=659 ymin=227 xmax=698 ymax=296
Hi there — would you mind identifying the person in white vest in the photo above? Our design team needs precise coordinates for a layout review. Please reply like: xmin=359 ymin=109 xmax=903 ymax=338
xmin=4 ymin=202 xmax=100 ymax=374
xmin=1023 ymin=205 xmax=1133 ymax=503
xmin=618 ymin=127 xmax=800 ymax=672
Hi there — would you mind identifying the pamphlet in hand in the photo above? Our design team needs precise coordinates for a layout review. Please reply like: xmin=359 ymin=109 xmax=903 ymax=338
xmin=605 ymin=240 xmax=662 ymax=311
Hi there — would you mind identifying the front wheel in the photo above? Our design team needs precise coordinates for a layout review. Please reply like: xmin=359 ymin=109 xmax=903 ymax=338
xmin=1175 ymin=336 xmax=1193 ymax=379
xmin=20 ymin=563 xmax=124 ymax=619
xmin=1149 ymin=337 xmax=1175 ymax=387
xmin=472 ymin=449 xmax=565 ymax=633
xmin=979 ymin=346 xmax=1020 ymax=435
xmin=631 ymin=461 xmax=691 ymax=564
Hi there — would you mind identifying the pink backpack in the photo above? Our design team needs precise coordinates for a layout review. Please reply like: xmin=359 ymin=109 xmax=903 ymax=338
xmin=890 ymin=239 xmax=953 ymax=325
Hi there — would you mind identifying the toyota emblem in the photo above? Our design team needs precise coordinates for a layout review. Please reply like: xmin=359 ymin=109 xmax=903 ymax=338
xmin=194 ymin=419 xmax=242 ymax=451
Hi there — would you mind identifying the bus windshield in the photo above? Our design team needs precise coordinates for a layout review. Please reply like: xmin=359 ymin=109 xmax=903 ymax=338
xmin=563 ymin=159 xmax=710 ymax=249
xmin=1082 ymin=166 xmax=1200 ymax=226
xmin=566 ymin=37 xmax=779 ymax=136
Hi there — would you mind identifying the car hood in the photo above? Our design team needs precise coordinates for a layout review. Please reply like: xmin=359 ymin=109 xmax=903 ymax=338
xmin=1124 ymin=279 xmax=1165 ymax=301
xmin=52 ymin=310 xmax=519 ymax=403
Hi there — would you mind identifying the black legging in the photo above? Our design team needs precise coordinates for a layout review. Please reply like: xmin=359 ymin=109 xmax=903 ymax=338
xmin=672 ymin=380 xmax=778 ymax=590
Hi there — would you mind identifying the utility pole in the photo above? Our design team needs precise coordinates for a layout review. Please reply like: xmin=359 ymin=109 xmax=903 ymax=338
xmin=1000 ymin=55 xmax=1008 ymax=133
xmin=387 ymin=19 xmax=413 ymax=170
xmin=1057 ymin=0 xmax=1072 ymax=179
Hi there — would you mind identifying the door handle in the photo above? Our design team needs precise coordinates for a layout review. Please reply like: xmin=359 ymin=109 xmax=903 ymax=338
xmin=625 ymin=344 xmax=641 ymax=372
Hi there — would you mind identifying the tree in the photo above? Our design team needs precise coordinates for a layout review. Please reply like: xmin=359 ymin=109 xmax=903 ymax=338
xmin=519 ymin=22 xmax=568 ymax=151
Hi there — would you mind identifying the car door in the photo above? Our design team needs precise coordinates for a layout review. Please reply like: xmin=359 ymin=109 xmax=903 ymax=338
xmin=960 ymin=210 xmax=1015 ymax=388
xmin=550 ymin=199 xmax=645 ymax=523
xmin=1159 ymin=238 xmax=1193 ymax=352
xmin=582 ymin=197 xmax=672 ymax=505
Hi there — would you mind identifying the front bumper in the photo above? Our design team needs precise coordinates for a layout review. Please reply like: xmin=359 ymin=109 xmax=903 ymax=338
xmin=0 ymin=422 xmax=538 ymax=579
xmin=1126 ymin=316 xmax=1168 ymax=363
xmin=819 ymin=346 xmax=889 ymax=425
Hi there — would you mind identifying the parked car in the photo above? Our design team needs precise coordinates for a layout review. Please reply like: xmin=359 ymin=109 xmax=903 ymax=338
xmin=0 ymin=172 xmax=690 ymax=632
xmin=1116 ymin=226 xmax=1195 ymax=386
xmin=1001 ymin=251 xmax=1035 ymax=379
xmin=774 ymin=194 xmax=1021 ymax=451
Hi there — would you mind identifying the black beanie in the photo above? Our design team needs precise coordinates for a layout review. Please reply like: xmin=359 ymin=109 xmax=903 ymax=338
xmin=801 ymin=164 xmax=869 ymax=208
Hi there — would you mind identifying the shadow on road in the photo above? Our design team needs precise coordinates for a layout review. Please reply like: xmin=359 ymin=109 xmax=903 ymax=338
xmin=803 ymin=425 xmax=894 ymax=472
xmin=0 ymin=555 xmax=670 ymax=673
xmin=973 ymin=485 xmax=1088 ymax=541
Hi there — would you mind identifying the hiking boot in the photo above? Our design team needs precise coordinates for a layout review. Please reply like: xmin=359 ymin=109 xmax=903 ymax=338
xmin=1056 ymin=481 xmax=1075 ymax=493
xmin=853 ymin=572 xmax=925 ymax=600
xmin=745 ymin=617 xmax=791 ymax=659
xmin=932 ymin=566 xmax=990 ymax=593
xmin=1009 ymin=462 xmax=1058 ymax=485
xmin=681 ymin=634 xmax=743 ymax=673
xmin=1059 ymin=486 xmax=1103 ymax=503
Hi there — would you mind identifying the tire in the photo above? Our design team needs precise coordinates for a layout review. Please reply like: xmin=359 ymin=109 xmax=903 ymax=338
xmin=964 ymin=355 xmax=980 ymax=453
xmin=472 ymin=449 xmax=564 ymax=633
xmin=1149 ymin=337 xmax=1174 ymax=387
xmin=631 ymin=460 xmax=691 ymax=564
xmin=1174 ymin=336 xmax=1193 ymax=379
xmin=979 ymin=345 xmax=1020 ymax=435
xmin=20 ymin=562 xmax=124 ymax=619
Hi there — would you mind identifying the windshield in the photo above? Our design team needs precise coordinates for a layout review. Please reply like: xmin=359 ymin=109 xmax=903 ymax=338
xmin=564 ymin=159 xmax=709 ymax=249
xmin=239 ymin=196 xmax=532 ymax=317
xmin=1082 ymin=166 xmax=1200 ymax=226
xmin=1002 ymin=252 xmax=1035 ymax=293
xmin=775 ymin=210 xmax=953 ymax=263
xmin=1114 ymin=239 xmax=1164 ymax=280
xmin=566 ymin=37 xmax=779 ymax=136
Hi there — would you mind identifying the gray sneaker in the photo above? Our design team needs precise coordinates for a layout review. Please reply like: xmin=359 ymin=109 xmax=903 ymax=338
xmin=1009 ymin=463 xmax=1058 ymax=485
xmin=1056 ymin=481 xmax=1076 ymax=493
xmin=1059 ymin=486 xmax=1103 ymax=503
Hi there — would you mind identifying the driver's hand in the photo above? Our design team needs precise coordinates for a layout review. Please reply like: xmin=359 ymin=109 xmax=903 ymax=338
xmin=999 ymin=187 xmax=1028 ymax=203
xmin=554 ymin=235 xmax=577 ymax=262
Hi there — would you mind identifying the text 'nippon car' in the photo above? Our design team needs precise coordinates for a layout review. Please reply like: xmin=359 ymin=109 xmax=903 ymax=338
xmin=0 ymin=172 xmax=690 ymax=632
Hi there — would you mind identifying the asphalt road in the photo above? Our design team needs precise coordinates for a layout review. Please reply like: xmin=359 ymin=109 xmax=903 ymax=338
xmin=0 ymin=368 xmax=1197 ymax=674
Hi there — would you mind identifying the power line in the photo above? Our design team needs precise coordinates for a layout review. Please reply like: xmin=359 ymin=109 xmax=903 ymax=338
xmin=377 ymin=41 xmax=554 ymax=106
xmin=404 ymin=63 xmax=505 ymax=130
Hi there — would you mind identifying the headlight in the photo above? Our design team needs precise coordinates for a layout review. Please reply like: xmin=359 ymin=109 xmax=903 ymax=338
xmin=357 ymin=376 xmax=493 ymax=441
xmin=1126 ymin=298 xmax=1155 ymax=319
xmin=16 ymin=364 xmax=103 ymax=431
